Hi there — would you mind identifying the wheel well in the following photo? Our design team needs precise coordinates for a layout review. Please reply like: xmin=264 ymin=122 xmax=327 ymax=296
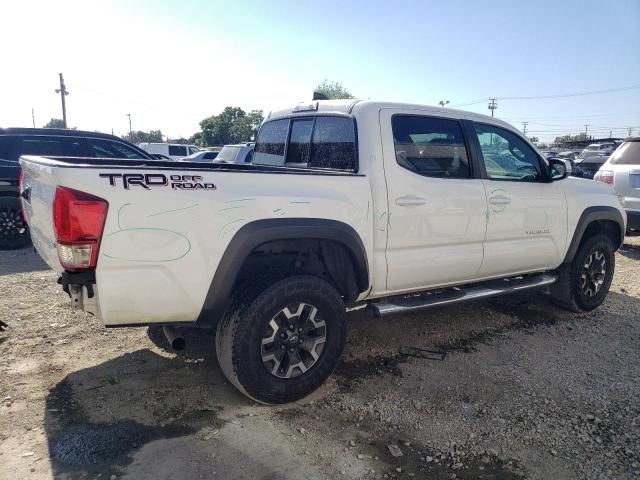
xmin=579 ymin=220 xmax=621 ymax=250
xmin=234 ymin=239 xmax=362 ymax=303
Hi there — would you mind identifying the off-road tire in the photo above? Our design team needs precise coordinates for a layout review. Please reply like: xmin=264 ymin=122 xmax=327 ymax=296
xmin=0 ymin=196 xmax=30 ymax=250
xmin=551 ymin=233 xmax=615 ymax=312
xmin=216 ymin=275 xmax=346 ymax=404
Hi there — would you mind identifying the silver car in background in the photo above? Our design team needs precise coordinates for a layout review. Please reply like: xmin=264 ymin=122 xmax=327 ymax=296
xmin=214 ymin=143 xmax=254 ymax=164
xmin=595 ymin=137 xmax=640 ymax=232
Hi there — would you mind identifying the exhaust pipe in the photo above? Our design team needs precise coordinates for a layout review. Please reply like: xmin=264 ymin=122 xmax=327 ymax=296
xmin=162 ymin=326 xmax=186 ymax=351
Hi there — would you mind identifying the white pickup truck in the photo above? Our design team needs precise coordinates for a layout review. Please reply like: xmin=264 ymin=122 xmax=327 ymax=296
xmin=20 ymin=100 xmax=626 ymax=404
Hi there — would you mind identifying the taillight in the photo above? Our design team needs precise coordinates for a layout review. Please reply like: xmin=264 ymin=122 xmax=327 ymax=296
xmin=53 ymin=187 xmax=108 ymax=271
xmin=594 ymin=170 xmax=614 ymax=186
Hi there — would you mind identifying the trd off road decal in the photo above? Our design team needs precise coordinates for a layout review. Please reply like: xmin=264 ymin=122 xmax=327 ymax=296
xmin=99 ymin=173 xmax=216 ymax=190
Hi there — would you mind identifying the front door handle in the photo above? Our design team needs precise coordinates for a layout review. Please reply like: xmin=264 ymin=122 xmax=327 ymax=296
xmin=488 ymin=195 xmax=511 ymax=205
xmin=395 ymin=195 xmax=427 ymax=206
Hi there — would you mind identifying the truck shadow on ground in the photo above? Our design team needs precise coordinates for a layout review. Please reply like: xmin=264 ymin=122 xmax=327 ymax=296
xmin=43 ymin=289 xmax=638 ymax=479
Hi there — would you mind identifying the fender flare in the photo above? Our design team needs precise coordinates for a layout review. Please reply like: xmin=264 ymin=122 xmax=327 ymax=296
xmin=196 ymin=218 xmax=369 ymax=325
xmin=563 ymin=206 xmax=625 ymax=264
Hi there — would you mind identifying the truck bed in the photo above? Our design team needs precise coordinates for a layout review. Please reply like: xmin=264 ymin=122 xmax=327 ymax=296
xmin=19 ymin=155 xmax=372 ymax=326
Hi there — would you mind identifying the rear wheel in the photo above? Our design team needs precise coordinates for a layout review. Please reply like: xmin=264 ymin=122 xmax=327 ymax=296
xmin=551 ymin=234 xmax=615 ymax=312
xmin=216 ymin=275 xmax=346 ymax=404
xmin=0 ymin=196 xmax=30 ymax=250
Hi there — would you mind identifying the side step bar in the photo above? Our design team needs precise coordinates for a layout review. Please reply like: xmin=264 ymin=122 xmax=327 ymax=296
xmin=367 ymin=273 xmax=557 ymax=317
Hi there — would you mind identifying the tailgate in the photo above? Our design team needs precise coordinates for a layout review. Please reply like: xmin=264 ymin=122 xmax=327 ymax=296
xmin=19 ymin=155 xmax=61 ymax=271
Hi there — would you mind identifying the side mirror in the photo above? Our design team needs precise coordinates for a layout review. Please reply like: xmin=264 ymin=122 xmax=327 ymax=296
xmin=549 ymin=158 xmax=571 ymax=180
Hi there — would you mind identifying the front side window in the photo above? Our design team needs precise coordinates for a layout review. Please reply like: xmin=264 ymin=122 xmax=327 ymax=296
xmin=188 ymin=146 xmax=199 ymax=155
xmin=253 ymin=119 xmax=289 ymax=166
xmin=168 ymin=145 xmax=188 ymax=157
xmin=89 ymin=138 xmax=147 ymax=159
xmin=392 ymin=115 xmax=470 ymax=178
xmin=474 ymin=124 xmax=544 ymax=182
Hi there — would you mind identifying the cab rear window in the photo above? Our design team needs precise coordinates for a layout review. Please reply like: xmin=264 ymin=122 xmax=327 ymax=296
xmin=254 ymin=116 xmax=357 ymax=171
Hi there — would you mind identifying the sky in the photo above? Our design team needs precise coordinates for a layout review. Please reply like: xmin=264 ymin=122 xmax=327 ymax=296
xmin=1 ymin=0 xmax=639 ymax=143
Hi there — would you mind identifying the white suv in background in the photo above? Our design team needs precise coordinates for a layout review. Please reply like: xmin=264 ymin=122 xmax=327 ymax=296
xmin=138 ymin=142 xmax=200 ymax=161
xmin=595 ymin=137 xmax=640 ymax=232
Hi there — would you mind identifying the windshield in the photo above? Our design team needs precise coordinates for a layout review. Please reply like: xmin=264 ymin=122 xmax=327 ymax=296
xmin=216 ymin=146 xmax=240 ymax=163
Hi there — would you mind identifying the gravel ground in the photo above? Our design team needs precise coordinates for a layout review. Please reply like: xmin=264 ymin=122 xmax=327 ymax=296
xmin=0 ymin=235 xmax=639 ymax=480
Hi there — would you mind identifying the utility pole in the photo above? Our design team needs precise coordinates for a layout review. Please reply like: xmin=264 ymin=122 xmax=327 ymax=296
xmin=438 ymin=100 xmax=450 ymax=108
xmin=126 ymin=114 xmax=133 ymax=142
xmin=31 ymin=108 xmax=36 ymax=128
xmin=55 ymin=73 xmax=69 ymax=128
xmin=628 ymin=127 xmax=633 ymax=136
xmin=488 ymin=98 xmax=498 ymax=117
xmin=522 ymin=122 xmax=528 ymax=135
xmin=584 ymin=124 xmax=589 ymax=138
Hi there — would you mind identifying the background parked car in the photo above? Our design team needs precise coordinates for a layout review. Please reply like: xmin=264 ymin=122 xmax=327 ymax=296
xmin=180 ymin=150 xmax=220 ymax=162
xmin=571 ymin=143 xmax=616 ymax=179
xmin=0 ymin=128 xmax=153 ymax=249
xmin=213 ymin=143 xmax=255 ymax=164
xmin=138 ymin=142 xmax=200 ymax=161
xmin=594 ymin=137 xmax=640 ymax=232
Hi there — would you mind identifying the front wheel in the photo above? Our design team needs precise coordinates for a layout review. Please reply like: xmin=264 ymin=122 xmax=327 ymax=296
xmin=551 ymin=233 xmax=615 ymax=312
xmin=216 ymin=275 xmax=346 ymax=404
xmin=0 ymin=196 xmax=30 ymax=250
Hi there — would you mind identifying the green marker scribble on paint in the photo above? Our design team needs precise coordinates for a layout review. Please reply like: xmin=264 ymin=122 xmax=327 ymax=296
xmin=147 ymin=203 xmax=199 ymax=217
xmin=217 ymin=205 xmax=246 ymax=212
xmin=290 ymin=201 xmax=311 ymax=204
xmin=219 ymin=219 xmax=245 ymax=237
xmin=365 ymin=201 xmax=370 ymax=221
xmin=116 ymin=203 xmax=132 ymax=230
xmin=225 ymin=197 xmax=255 ymax=203
xmin=273 ymin=208 xmax=282 ymax=213
xmin=102 ymin=228 xmax=192 ymax=262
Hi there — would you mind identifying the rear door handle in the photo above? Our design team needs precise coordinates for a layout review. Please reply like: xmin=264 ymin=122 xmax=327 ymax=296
xmin=395 ymin=195 xmax=426 ymax=206
xmin=488 ymin=195 xmax=511 ymax=205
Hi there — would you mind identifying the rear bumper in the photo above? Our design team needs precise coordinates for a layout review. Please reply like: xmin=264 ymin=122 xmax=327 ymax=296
xmin=626 ymin=210 xmax=640 ymax=231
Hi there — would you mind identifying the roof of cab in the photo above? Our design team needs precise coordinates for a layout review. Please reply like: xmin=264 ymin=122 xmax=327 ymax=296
xmin=267 ymin=99 xmax=516 ymax=130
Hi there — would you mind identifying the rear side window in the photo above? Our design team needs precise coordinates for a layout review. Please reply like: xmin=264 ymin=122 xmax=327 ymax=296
xmin=88 ymin=138 xmax=147 ymax=159
xmin=309 ymin=117 xmax=356 ymax=170
xmin=392 ymin=115 xmax=470 ymax=178
xmin=254 ymin=119 xmax=289 ymax=166
xmin=609 ymin=142 xmax=640 ymax=165
xmin=12 ymin=136 xmax=87 ymax=160
xmin=168 ymin=145 xmax=188 ymax=157
xmin=203 ymin=152 xmax=218 ymax=160
xmin=254 ymin=116 xmax=357 ymax=171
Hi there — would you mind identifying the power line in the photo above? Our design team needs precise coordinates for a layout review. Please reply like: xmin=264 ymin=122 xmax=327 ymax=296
xmin=450 ymin=83 xmax=640 ymax=108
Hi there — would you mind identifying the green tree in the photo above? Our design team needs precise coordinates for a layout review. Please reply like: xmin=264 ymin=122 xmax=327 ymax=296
xmin=43 ymin=118 xmax=65 ymax=128
xmin=314 ymin=79 xmax=354 ymax=99
xmin=124 ymin=130 xmax=163 ymax=144
xmin=553 ymin=133 xmax=589 ymax=144
xmin=199 ymin=107 xmax=264 ymax=146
